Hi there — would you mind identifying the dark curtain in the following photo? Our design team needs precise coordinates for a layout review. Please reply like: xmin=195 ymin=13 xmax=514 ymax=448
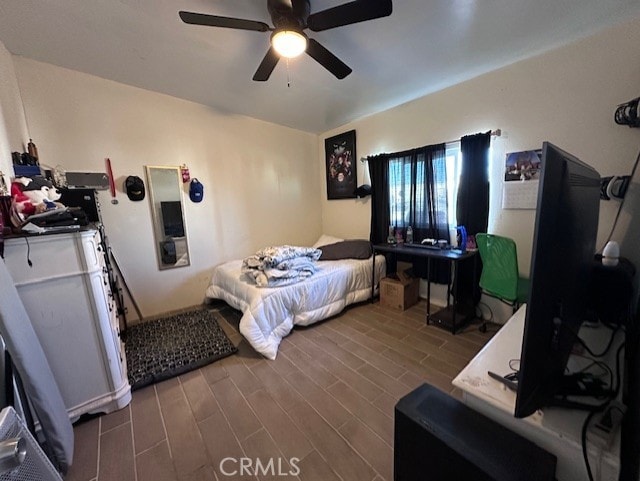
xmin=457 ymin=132 xmax=491 ymax=235
xmin=455 ymin=131 xmax=491 ymax=312
xmin=368 ymin=153 xmax=391 ymax=245
xmin=369 ymin=144 xmax=450 ymax=283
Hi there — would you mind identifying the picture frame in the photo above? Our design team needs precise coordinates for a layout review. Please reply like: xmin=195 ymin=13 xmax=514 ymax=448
xmin=325 ymin=130 xmax=357 ymax=200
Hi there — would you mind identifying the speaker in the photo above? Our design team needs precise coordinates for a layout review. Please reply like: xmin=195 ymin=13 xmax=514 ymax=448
xmin=394 ymin=384 xmax=556 ymax=481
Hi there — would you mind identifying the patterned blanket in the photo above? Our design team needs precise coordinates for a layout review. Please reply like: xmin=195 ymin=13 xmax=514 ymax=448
xmin=242 ymin=245 xmax=322 ymax=287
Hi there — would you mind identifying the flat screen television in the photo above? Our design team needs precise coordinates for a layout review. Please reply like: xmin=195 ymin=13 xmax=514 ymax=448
xmin=514 ymin=142 xmax=603 ymax=418
xmin=160 ymin=201 xmax=185 ymax=238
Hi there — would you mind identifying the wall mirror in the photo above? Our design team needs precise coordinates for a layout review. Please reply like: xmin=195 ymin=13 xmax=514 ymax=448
xmin=145 ymin=166 xmax=190 ymax=270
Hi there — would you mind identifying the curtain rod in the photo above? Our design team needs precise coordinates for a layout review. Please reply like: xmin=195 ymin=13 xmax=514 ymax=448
xmin=360 ymin=129 xmax=502 ymax=162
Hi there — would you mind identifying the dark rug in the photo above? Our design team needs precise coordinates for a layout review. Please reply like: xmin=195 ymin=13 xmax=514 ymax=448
xmin=125 ymin=308 xmax=238 ymax=390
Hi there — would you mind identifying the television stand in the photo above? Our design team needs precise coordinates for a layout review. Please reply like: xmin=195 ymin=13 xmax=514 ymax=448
xmin=453 ymin=306 xmax=624 ymax=481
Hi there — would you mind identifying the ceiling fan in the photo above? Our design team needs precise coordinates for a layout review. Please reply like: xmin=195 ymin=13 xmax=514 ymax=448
xmin=179 ymin=0 xmax=392 ymax=81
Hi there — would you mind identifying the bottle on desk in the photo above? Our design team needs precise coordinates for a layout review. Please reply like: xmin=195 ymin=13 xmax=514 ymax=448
xmin=395 ymin=226 xmax=404 ymax=244
xmin=406 ymin=226 xmax=413 ymax=244
xmin=387 ymin=225 xmax=396 ymax=244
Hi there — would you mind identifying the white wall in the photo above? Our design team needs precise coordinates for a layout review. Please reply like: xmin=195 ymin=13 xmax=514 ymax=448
xmin=320 ymin=17 xmax=640 ymax=321
xmin=0 ymin=41 xmax=28 ymax=187
xmin=13 ymin=58 xmax=321 ymax=319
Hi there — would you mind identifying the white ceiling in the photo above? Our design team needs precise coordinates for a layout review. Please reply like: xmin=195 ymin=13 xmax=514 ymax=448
xmin=1 ymin=0 xmax=639 ymax=134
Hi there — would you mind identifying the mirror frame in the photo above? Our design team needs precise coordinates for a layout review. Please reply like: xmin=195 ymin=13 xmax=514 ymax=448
xmin=145 ymin=165 xmax=191 ymax=270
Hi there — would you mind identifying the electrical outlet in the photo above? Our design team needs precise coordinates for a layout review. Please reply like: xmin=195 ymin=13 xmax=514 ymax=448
xmin=588 ymin=401 xmax=626 ymax=449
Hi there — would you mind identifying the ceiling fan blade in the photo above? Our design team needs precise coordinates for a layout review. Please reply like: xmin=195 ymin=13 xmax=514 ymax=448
xmin=179 ymin=11 xmax=271 ymax=32
xmin=306 ymin=38 xmax=352 ymax=79
xmin=307 ymin=0 xmax=392 ymax=32
xmin=253 ymin=47 xmax=280 ymax=81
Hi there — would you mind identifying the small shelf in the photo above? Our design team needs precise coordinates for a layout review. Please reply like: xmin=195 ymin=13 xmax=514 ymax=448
xmin=428 ymin=305 xmax=475 ymax=334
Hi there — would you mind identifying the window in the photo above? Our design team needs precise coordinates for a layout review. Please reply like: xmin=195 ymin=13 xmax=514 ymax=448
xmin=388 ymin=142 xmax=461 ymax=237
xmin=445 ymin=142 xmax=462 ymax=228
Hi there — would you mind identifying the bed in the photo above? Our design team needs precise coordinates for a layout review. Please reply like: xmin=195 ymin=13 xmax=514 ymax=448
xmin=205 ymin=236 xmax=386 ymax=359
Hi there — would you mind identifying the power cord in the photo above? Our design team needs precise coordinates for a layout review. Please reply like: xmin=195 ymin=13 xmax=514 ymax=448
xmin=508 ymin=358 xmax=520 ymax=372
xmin=581 ymin=409 xmax=601 ymax=481
xmin=573 ymin=324 xmax=621 ymax=358
xmin=581 ymin=342 xmax=625 ymax=481
xmin=476 ymin=301 xmax=494 ymax=333
xmin=575 ymin=358 xmax=614 ymax=390
xmin=24 ymin=237 xmax=32 ymax=267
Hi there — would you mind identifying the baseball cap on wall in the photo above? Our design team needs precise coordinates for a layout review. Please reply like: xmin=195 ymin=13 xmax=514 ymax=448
xmin=125 ymin=176 xmax=145 ymax=201
xmin=189 ymin=178 xmax=204 ymax=203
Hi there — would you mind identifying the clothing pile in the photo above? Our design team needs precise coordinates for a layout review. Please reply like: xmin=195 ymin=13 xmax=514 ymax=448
xmin=242 ymin=245 xmax=322 ymax=287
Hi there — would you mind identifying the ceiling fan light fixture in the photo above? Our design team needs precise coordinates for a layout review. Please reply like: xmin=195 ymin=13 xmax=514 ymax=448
xmin=272 ymin=30 xmax=307 ymax=58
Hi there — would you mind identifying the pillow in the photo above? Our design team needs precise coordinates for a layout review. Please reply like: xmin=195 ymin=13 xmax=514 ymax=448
xmin=312 ymin=234 xmax=344 ymax=248
xmin=319 ymin=239 xmax=373 ymax=260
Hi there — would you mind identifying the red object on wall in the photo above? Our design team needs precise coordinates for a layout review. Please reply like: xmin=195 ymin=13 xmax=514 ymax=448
xmin=181 ymin=164 xmax=190 ymax=183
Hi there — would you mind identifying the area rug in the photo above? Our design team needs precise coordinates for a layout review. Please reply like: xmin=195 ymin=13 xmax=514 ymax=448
xmin=125 ymin=308 xmax=238 ymax=390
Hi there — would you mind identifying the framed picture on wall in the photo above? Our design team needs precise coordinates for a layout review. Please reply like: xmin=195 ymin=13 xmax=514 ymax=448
xmin=325 ymin=130 xmax=357 ymax=200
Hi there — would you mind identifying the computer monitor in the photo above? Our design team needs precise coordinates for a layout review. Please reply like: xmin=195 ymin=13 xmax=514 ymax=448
xmin=514 ymin=142 xmax=602 ymax=418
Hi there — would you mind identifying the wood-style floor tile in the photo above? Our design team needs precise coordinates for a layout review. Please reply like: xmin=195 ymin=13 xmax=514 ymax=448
xmin=178 ymin=464 xmax=219 ymax=481
xmin=327 ymin=381 xmax=394 ymax=444
xmin=297 ymin=450 xmax=341 ymax=481
xmin=130 ymin=384 xmax=166 ymax=455
xmin=241 ymin=429 xmax=300 ymax=481
xmin=245 ymin=389 xmax=314 ymax=461
xmin=100 ymin=405 xmax=130 ymax=433
xmin=98 ymin=423 xmax=135 ymax=481
xmin=342 ymin=339 xmax=407 ymax=379
xmin=66 ymin=417 xmax=99 ymax=481
xmin=208 ymin=377 xmax=262 ymax=441
xmin=198 ymin=409 xmax=254 ymax=481
xmin=69 ymin=300 xmax=494 ymax=481
xmin=311 ymin=334 xmax=366 ymax=370
xmin=156 ymin=378 xmax=210 ymax=476
xmin=285 ymin=370 xmax=352 ymax=429
xmin=248 ymin=362 xmax=305 ymax=411
xmin=358 ymin=363 xmax=413 ymax=399
xmin=287 ymin=401 xmax=376 ymax=481
xmin=281 ymin=347 xmax=338 ymax=389
xmin=222 ymin=355 xmax=264 ymax=397
xmin=135 ymin=441 xmax=178 ymax=481
xmin=315 ymin=351 xmax=384 ymax=401
xmin=339 ymin=417 xmax=394 ymax=481
xmin=180 ymin=369 xmax=221 ymax=422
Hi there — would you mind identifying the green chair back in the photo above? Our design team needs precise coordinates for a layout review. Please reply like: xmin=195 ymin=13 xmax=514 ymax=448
xmin=476 ymin=233 xmax=521 ymax=303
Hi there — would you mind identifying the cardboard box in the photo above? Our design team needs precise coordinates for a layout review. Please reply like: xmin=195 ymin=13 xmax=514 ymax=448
xmin=380 ymin=270 xmax=420 ymax=310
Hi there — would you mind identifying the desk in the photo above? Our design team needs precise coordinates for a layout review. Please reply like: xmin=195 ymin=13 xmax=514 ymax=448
xmin=372 ymin=243 xmax=477 ymax=333
xmin=453 ymin=306 xmax=623 ymax=481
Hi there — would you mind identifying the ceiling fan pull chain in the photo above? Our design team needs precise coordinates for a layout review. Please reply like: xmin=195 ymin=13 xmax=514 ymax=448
xmin=286 ymin=58 xmax=291 ymax=88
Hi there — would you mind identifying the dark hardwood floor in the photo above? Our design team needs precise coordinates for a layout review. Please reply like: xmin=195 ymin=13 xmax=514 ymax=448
xmin=65 ymin=299 xmax=495 ymax=481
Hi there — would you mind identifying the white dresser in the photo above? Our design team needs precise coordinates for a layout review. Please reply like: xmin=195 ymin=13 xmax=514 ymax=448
xmin=3 ymin=229 xmax=131 ymax=421
xmin=453 ymin=306 xmax=624 ymax=481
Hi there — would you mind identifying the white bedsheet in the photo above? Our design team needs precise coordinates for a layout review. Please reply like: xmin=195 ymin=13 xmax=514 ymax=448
xmin=206 ymin=255 xmax=386 ymax=359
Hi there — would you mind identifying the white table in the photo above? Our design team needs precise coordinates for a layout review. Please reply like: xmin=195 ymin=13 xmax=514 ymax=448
xmin=453 ymin=306 xmax=624 ymax=481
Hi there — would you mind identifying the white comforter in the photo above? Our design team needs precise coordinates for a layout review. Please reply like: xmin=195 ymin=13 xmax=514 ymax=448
xmin=206 ymin=256 xmax=386 ymax=359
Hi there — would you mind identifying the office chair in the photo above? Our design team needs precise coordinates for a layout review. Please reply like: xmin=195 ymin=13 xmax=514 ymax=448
xmin=476 ymin=233 xmax=530 ymax=332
